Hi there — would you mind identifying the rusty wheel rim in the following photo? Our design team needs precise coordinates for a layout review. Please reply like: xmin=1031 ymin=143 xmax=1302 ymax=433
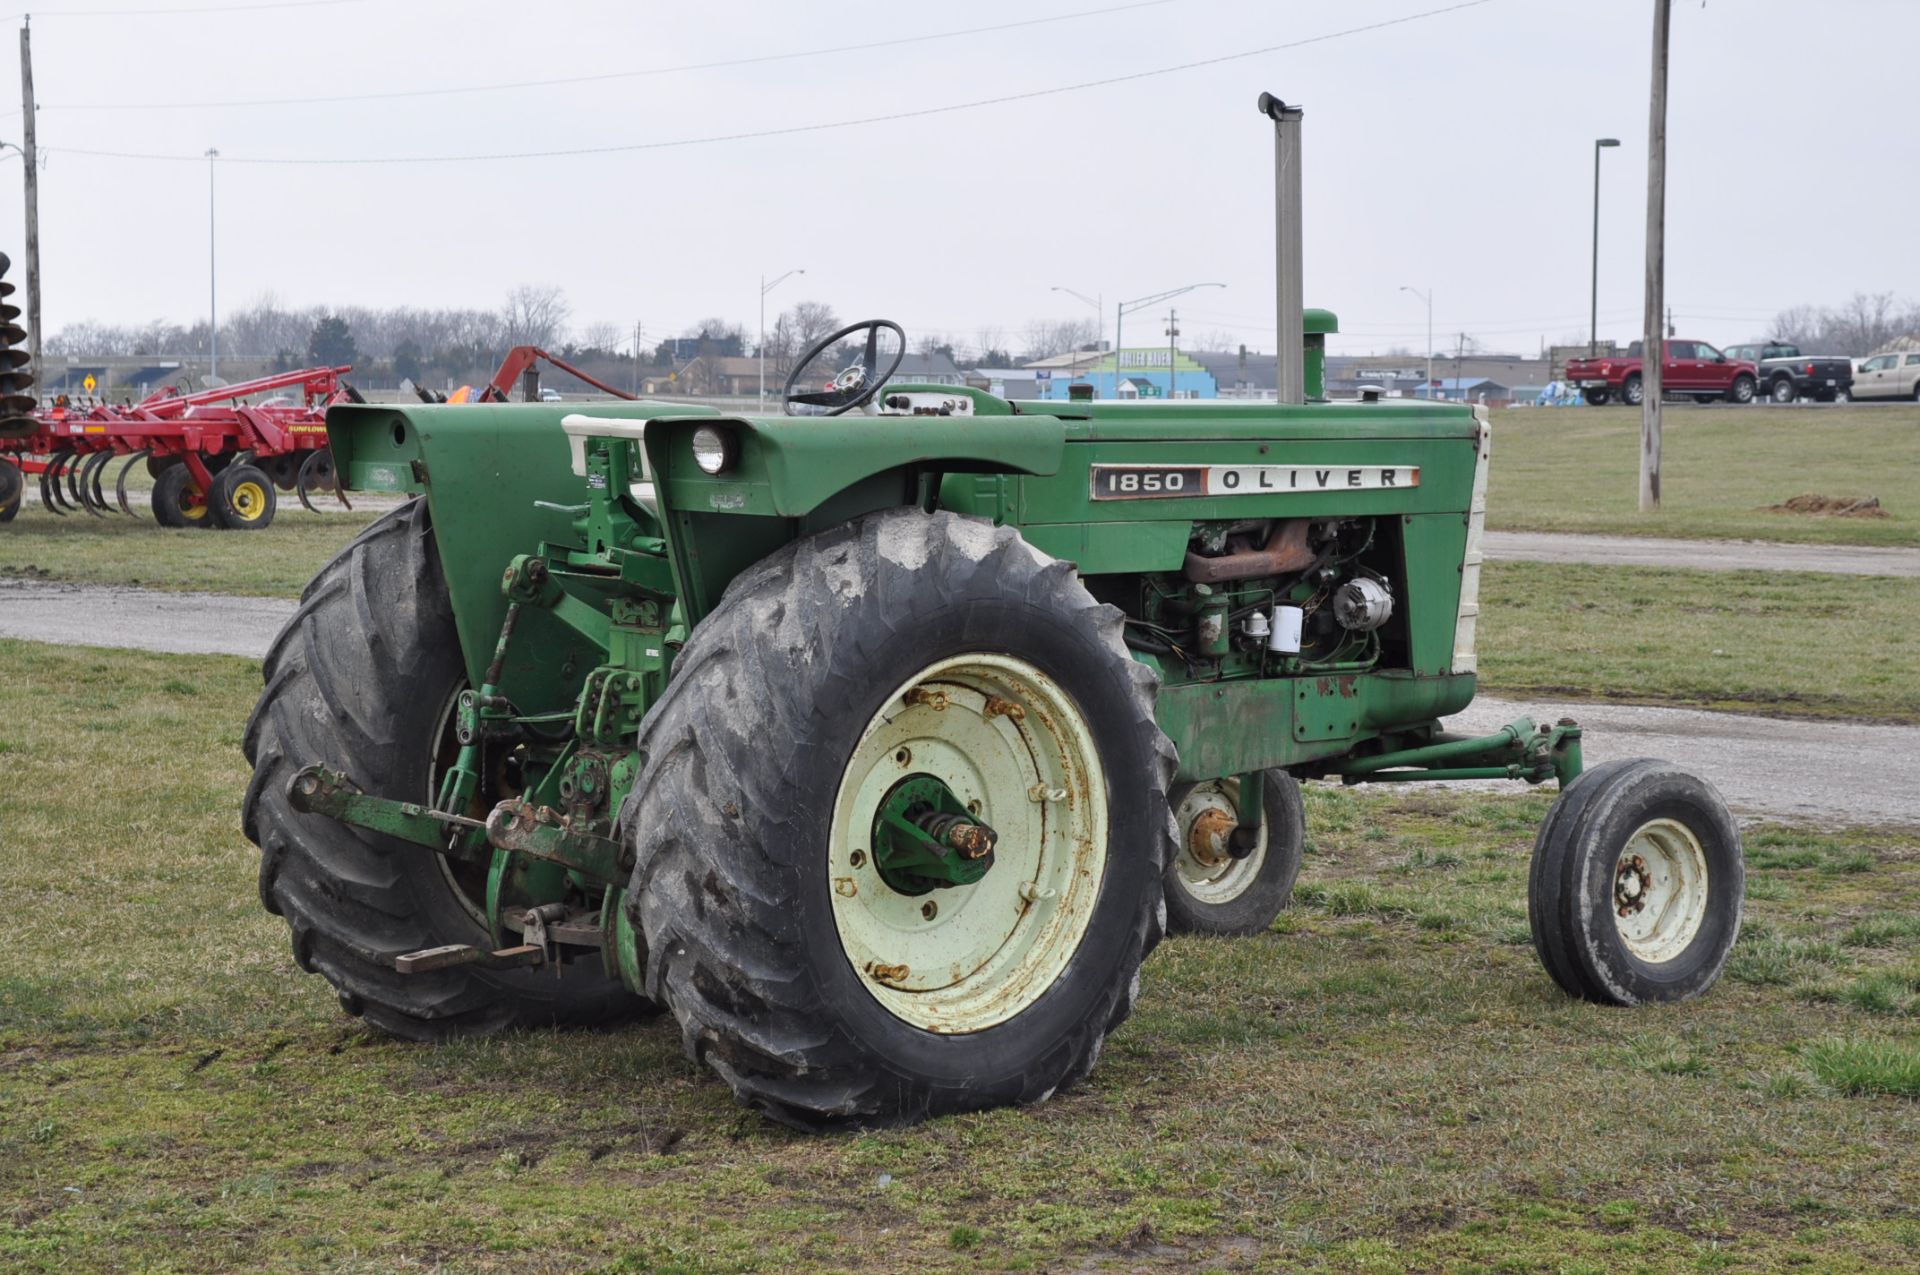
xmin=828 ymin=654 xmax=1106 ymax=1034
xmin=1613 ymin=817 xmax=1710 ymax=964
xmin=1172 ymin=778 xmax=1267 ymax=905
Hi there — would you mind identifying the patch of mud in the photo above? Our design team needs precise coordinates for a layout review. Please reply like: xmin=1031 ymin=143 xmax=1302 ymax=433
xmin=1764 ymin=493 xmax=1887 ymax=518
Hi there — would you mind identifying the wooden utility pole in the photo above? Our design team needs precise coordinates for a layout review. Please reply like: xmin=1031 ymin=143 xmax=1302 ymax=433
xmin=1639 ymin=0 xmax=1671 ymax=512
xmin=18 ymin=19 xmax=40 ymax=392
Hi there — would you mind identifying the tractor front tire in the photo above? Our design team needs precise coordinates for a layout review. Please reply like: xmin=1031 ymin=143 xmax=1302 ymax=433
xmin=1528 ymin=758 xmax=1742 ymax=1006
xmin=622 ymin=509 xmax=1176 ymax=1128
xmin=241 ymin=500 xmax=644 ymax=1039
xmin=1164 ymin=771 xmax=1304 ymax=936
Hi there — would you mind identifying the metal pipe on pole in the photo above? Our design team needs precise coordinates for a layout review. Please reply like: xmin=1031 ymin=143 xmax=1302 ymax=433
xmin=1640 ymin=0 xmax=1670 ymax=512
xmin=1258 ymin=92 xmax=1305 ymax=404
xmin=1591 ymin=138 xmax=1619 ymax=357
xmin=18 ymin=20 xmax=39 ymax=394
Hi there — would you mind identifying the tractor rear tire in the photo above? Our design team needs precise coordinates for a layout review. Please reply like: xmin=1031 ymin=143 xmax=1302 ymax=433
xmin=152 ymin=464 xmax=215 ymax=529
xmin=1528 ymin=758 xmax=1742 ymax=1006
xmin=210 ymin=462 xmax=277 ymax=530
xmin=1164 ymin=770 xmax=1304 ymax=936
xmin=241 ymin=499 xmax=645 ymax=1040
xmin=621 ymin=509 xmax=1176 ymax=1128
xmin=0 ymin=458 xmax=20 ymax=522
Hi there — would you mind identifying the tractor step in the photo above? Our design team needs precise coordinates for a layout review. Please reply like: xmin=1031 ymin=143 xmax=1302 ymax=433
xmin=392 ymin=943 xmax=544 ymax=974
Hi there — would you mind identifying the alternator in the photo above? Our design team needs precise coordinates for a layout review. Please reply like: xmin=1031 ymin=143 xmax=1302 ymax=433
xmin=1332 ymin=577 xmax=1393 ymax=631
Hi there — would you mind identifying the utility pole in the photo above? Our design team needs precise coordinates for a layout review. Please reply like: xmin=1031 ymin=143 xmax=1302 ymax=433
xmin=1590 ymin=137 xmax=1619 ymax=356
xmin=1165 ymin=309 xmax=1179 ymax=399
xmin=1455 ymin=332 xmax=1466 ymax=399
xmin=18 ymin=19 xmax=40 ymax=394
xmin=1640 ymin=0 xmax=1671 ymax=512
xmin=632 ymin=320 xmax=643 ymax=394
xmin=206 ymin=149 xmax=220 ymax=380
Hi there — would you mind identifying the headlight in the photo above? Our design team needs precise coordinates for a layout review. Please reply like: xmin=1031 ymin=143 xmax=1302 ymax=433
xmin=690 ymin=425 xmax=736 ymax=476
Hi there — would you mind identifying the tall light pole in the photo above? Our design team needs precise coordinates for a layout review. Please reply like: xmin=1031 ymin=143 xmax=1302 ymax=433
xmin=1051 ymin=285 xmax=1103 ymax=398
xmin=1115 ymin=282 xmax=1222 ymax=398
xmin=1399 ymin=285 xmax=1432 ymax=396
xmin=205 ymin=148 xmax=219 ymax=380
xmin=1590 ymin=137 xmax=1620 ymax=357
xmin=758 ymin=267 xmax=803 ymax=412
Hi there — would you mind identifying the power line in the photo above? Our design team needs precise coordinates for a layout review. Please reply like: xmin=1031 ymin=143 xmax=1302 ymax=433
xmin=6 ymin=0 xmax=364 ymax=17
xmin=40 ymin=0 xmax=1175 ymax=111
xmin=48 ymin=0 xmax=1496 ymax=166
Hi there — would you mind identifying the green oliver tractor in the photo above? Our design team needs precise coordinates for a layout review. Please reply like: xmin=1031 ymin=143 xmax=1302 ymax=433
xmin=241 ymin=317 xmax=1744 ymax=1129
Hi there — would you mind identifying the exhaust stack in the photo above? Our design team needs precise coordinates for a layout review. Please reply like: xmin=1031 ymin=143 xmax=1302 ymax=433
xmin=1258 ymin=93 xmax=1305 ymax=405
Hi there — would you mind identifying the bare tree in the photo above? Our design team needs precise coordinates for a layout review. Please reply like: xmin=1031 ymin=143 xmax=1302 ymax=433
xmin=1768 ymin=293 xmax=1919 ymax=354
xmin=504 ymin=284 xmax=572 ymax=348
xmin=1193 ymin=328 xmax=1239 ymax=353
xmin=578 ymin=321 xmax=627 ymax=355
xmin=1020 ymin=317 xmax=1098 ymax=362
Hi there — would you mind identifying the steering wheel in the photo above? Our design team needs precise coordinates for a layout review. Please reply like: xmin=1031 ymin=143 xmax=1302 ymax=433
xmin=783 ymin=319 xmax=905 ymax=417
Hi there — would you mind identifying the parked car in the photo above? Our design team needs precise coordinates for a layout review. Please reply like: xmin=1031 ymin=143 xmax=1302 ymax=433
xmin=538 ymin=387 xmax=564 ymax=402
xmin=1564 ymin=339 xmax=1759 ymax=406
xmin=1851 ymin=350 xmax=1920 ymax=401
xmin=1721 ymin=342 xmax=1854 ymax=404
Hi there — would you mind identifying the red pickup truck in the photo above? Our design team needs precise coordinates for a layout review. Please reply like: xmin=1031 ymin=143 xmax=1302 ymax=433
xmin=1566 ymin=340 xmax=1760 ymax=406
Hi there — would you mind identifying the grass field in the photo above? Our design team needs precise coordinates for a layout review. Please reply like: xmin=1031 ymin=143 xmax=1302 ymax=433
xmin=1488 ymin=404 xmax=1920 ymax=547
xmin=4 ymin=639 xmax=1919 ymax=1273
xmin=1478 ymin=561 xmax=1920 ymax=723
xmin=0 ymin=503 xmax=380 ymax=597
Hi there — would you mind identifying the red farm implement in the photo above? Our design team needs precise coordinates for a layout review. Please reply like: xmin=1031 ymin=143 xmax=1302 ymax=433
xmin=0 ymin=364 xmax=361 ymax=530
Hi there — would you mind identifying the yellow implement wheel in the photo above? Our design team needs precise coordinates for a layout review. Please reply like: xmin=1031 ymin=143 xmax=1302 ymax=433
xmin=211 ymin=463 xmax=277 ymax=530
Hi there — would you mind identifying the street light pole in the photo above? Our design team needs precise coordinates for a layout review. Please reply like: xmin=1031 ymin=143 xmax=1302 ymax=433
xmin=205 ymin=148 xmax=219 ymax=380
xmin=1050 ymin=285 xmax=1104 ymax=396
xmin=1591 ymin=137 xmax=1620 ymax=357
xmin=758 ymin=268 xmax=803 ymax=412
xmin=1115 ymin=282 xmax=1223 ymax=399
xmin=1399 ymin=285 xmax=1432 ymax=396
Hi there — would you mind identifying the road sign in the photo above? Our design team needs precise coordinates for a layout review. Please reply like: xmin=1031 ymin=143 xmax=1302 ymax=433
xmin=83 ymin=374 xmax=96 ymax=394
xmin=1034 ymin=369 xmax=1053 ymax=381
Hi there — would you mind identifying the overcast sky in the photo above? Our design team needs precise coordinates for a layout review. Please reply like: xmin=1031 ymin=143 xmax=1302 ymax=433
xmin=0 ymin=0 xmax=1914 ymax=359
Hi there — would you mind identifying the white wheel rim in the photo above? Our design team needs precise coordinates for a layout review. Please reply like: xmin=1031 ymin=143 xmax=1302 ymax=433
xmin=827 ymin=654 xmax=1106 ymax=1034
xmin=1612 ymin=817 xmax=1710 ymax=964
xmin=1172 ymin=778 xmax=1267 ymax=905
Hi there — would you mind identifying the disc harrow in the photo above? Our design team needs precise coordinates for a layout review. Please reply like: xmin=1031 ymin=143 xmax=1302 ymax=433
xmin=0 ymin=364 xmax=361 ymax=530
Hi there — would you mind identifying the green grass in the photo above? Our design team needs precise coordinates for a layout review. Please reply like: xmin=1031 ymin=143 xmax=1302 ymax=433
xmin=4 ymin=638 xmax=1920 ymax=1272
xmin=1488 ymin=403 xmax=1920 ymax=546
xmin=1477 ymin=560 xmax=1920 ymax=722
xmin=0 ymin=500 xmax=378 ymax=597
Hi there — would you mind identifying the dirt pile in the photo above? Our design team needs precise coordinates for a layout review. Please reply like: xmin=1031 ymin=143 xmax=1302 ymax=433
xmin=1764 ymin=493 xmax=1888 ymax=519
